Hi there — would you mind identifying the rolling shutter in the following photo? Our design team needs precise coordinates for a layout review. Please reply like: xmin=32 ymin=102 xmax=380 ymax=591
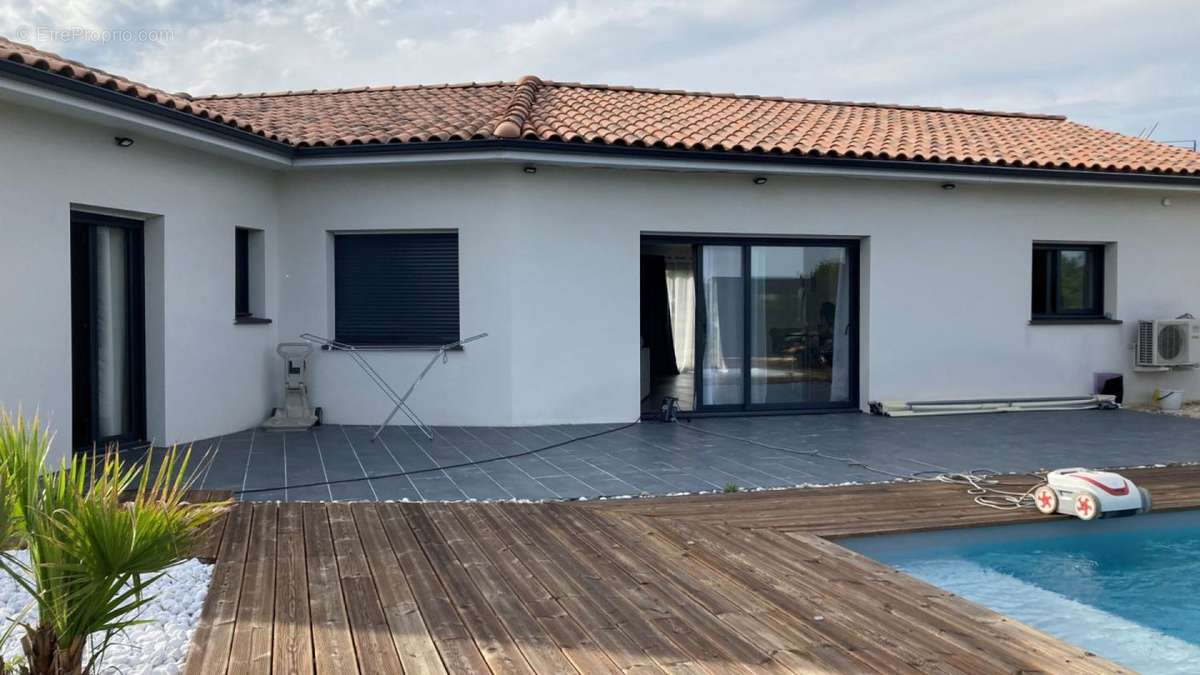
xmin=334 ymin=232 xmax=460 ymax=346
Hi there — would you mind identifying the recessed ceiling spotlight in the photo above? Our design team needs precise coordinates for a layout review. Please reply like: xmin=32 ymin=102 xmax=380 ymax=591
xmin=752 ymin=176 xmax=768 ymax=185
xmin=940 ymin=182 xmax=957 ymax=190
xmin=522 ymin=166 xmax=537 ymax=174
xmin=1162 ymin=197 xmax=1173 ymax=207
xmin=114 ymin=136 xmax=135 ymax=148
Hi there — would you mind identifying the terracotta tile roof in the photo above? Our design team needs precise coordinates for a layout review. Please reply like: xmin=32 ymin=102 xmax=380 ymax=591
xmin=200 ymin=76 xmax=1200 ymax=176
xmin=4 ymin=34 xmax=1199 ymax=177
xmin=199 ymin=82 xmax=517 ymax=146
xmin=0 ymin=36 xmax=291 ymax=143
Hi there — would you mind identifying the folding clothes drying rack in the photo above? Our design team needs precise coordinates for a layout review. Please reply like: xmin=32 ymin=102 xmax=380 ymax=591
xmin=299 ymin=332 xmax=488 ymax=441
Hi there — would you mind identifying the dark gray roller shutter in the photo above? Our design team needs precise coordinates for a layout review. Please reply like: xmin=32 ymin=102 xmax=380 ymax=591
xmin=334 ymin=232 xmax=459 ymax=346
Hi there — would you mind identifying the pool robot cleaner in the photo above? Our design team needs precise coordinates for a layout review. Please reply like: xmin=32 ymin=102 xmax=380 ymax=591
xmin=940 ymin=467 xmax=1151 ymax=521
xmin=1032 ymin=468 xmax=1152 ymax=521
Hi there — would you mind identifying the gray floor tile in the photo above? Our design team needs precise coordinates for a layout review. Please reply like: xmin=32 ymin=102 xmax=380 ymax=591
xmin=286 ymin=484 xmax=334 ymax=501
xmin=192 ymin=409 xmax=1200 ymax=503
xmin=406 ymin=477 xmax=468 ymax=501
xmin=328 ymin=479 xmax=378 ymax=501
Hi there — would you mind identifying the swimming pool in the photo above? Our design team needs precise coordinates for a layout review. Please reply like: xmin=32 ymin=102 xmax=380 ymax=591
xmin=843 ymin=510 xmax=1200 ymax=675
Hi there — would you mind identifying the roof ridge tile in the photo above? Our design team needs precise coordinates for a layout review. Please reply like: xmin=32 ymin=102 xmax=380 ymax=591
xmin=493 ymin=75 xmax=543 ymax=138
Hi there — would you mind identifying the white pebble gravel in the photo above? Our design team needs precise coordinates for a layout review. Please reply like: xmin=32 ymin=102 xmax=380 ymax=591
xmin=0 ymin=551 xmax=212 ymax=674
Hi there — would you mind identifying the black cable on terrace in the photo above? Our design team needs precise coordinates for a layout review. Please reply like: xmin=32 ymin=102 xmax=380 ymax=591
xmin=235 ymin=420 xmax=640 ymax=496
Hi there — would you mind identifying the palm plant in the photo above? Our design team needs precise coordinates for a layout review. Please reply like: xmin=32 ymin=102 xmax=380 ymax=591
xmin=0 ymin=411 xmax=227 ymax=675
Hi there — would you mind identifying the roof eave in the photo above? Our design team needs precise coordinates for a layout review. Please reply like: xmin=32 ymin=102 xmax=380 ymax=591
xmin=292 ymin=138 xmax=1200 ymax=189
xmin=0 ymin=58 xmax=293 ymax=164
xmin=4 ymin=57 xmax=1198 ymax=188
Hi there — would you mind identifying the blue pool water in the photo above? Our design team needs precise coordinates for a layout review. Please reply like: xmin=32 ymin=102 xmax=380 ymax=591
xmin=843 ymin=510 xmax=1200 ymax=674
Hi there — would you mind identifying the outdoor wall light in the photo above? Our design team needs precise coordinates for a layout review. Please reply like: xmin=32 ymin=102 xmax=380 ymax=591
xmin=941 ymin=182 xmax=957 ymax=190
xmin=114 ymin=136 xmax=135 ymax=147
xmin=752 ymin=176 xmax=768 ymax=185
xmin=523 ymin=166 xmax=537 ymax=174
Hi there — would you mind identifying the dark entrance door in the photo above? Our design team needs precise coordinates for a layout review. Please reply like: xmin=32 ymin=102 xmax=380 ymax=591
xmin=70 ymin=212 xmax=146 ymax=450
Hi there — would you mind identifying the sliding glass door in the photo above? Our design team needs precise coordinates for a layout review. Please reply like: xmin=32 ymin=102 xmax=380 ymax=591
xmin=696 ymin=239 xmax=857 ymax=412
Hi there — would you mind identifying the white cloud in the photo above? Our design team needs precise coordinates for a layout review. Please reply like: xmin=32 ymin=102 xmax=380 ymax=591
xmin=0 ymin=0 xmax=1196 ymax=140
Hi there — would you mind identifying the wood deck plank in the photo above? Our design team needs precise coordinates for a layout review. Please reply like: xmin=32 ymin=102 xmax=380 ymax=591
xmin=696 ymin=522 xmax=1012 ymax=674
xmin=272 ymin=504 xmax=314 ymax=675
xmin=545 ymin=505 xmax=793 ymax=674
xmin=401 ymin=503 xmax=537 ymax=675
xmin=228 ymin=503 xmax=277 ymax=675
xmin=350 ymin=503 xmax=446 ymax=675
xmin=625 ymin=514 xmax=943 ymax=674
xmin=789 ymin=531 xmax=1120 ymax=675
xmin=423 ymin=503 xmax=583 ymax=674
xmin=590 ymin=465 xmax=1200 ymax=539
xmin=501 ymin=503 xmax=743 ymax=674
xmin=375 ymin=502 xmax=493 ymax=674
xmin=185 ymin=461 xmax=1196 ymax=675
xmin=472 ymin=503 xmax=668 ymax=674
xmin=445 ymin=503 xmax=629 ymax=675
xmin=302 ymin=502 xmax=359 ymax=675
xmin=327 ymin=503 xmax=405 ymax=675
xmin=487 ymin=503 xmax=705 ymax=674
xmin=572 ymin=508 xmax=874 ymax=674
xmin=184 ymin=502 xmax=253 ymax=675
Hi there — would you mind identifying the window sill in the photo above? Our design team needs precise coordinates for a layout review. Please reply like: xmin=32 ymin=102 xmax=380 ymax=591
xmin=234 ymin=316 xmax=273 ymax=325
xmin=1028 ymin=318 xmax=1122 ymax=326
xmin=320 ymin=343 xmax=465 ymax=352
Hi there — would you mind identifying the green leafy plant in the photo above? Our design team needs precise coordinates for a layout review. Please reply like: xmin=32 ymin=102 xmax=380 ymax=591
xmin=723 ymin=482 xmax=739 ymax=494
xmin=0 ymin=411 xmax=227 ymax=675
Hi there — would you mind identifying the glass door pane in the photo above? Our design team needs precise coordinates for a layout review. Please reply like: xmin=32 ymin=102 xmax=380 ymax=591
xmin=700 ymin=246 xmax=744 ymax=406
xmin=749 ymin=245 xmax=851 ymax=406
xmin=93 ymin=225 xmax=132 ymax=439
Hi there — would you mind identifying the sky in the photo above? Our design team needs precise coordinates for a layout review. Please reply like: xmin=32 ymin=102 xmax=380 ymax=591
xmin=1 ymin=0 xmax=1197 ymax=143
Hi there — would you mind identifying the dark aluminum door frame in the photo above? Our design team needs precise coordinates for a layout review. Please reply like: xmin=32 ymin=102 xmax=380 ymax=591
xmin=70 ymin=211 xmax=147 ymax=451
xmin=642 ymin=235 xmax=861 ymax=415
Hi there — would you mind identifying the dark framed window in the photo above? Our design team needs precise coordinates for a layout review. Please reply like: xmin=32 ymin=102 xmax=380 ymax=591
xmin=235 ymin=228 xmax=251 ymax=318
xmin=334 ymin=231 xmax=460 ymax=346
xmin=235 ymin=227 xmax=269 ymax=324
xmin=1032 ymin=243 xmax=1105 ymax=319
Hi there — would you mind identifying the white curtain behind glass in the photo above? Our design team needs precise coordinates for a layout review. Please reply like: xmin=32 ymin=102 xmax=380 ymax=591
xmin=94 ymin=227 xmax=129 ymax=438
xmin=831 ymin=256 xmax=851 ymax=401
xmin=664 ymin=260 xmax=694 ymax=372
xmin=750 ymin=250 xmax=770 ymax=403
xmin=701 ymin=246 xmax=743 ymax=406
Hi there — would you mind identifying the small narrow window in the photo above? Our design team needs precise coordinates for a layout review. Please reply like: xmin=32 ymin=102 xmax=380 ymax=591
xmin=1032 ymin=244 xmax=1105 ymax=319
xmin=235 ymin=228 xmax=251 ymax=317
xmin=235 ymin=227 xmax=268 ymax=323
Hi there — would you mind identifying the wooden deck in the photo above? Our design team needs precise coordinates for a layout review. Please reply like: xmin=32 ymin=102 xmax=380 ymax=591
xmin=592 ymin=464 xmax=1200 ymax=537
xmin=182 ymin=466 xmax=1200 ymax=674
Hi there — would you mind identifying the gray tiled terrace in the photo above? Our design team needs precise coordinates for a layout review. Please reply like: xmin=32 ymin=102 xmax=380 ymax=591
xmin=165 ymin=409 xmax=1200 ymax=502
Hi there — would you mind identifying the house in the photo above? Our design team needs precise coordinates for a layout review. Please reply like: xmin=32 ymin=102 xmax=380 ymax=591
xmin=3 ymin=36 xmax=1200 ymax=465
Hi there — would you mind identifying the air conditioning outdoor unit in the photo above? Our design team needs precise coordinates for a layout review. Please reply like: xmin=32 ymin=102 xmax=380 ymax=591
xmin=1136 ymin=319 xmax=1200 ymax=367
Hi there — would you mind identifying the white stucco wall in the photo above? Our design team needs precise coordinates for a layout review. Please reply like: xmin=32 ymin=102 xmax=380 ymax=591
xmin=276 ymin=166 xmax=520 ymax=426
xmin=0 ymin=99 xmax=279 ymax=462
xmin=278 ymin=162 xmax=1200 ymax=428
xmin=6 ymin=91 xmax=1200 ymax=448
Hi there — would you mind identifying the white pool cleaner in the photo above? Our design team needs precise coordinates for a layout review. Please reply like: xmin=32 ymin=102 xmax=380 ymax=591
xmin=262 ymin=342 xmax=320 ymax=431
xmin=1032 ymin=468 xmax=1151 ymax=521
